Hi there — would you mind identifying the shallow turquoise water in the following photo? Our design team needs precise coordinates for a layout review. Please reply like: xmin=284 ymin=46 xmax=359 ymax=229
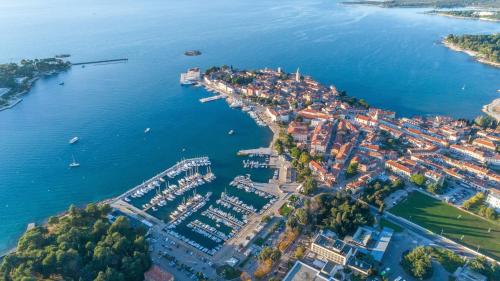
xmin=0 ymin=0 xmax=499 ymax=253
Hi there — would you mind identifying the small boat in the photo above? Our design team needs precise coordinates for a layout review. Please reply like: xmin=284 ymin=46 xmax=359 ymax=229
xmin=462 ymin=85 xmax=466 ymax=90
xmin=69 ymin=137 xmax=79 ymax=144
xmin=59 ymin=82 xmax=65 ymax=86
xmin=69 ymin=155 xmax=80 ymax=168
xmin=144 ymin=128 xmax=151 ymax=133
xmin=228 ymin=130 xmax=234 ymax=135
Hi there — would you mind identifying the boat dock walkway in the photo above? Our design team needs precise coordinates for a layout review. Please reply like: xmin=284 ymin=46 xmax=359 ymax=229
xmin=205 ymin=209 xmax=244 ymax=228
xmin=199 ymin=94 xmax=227 ymax=103
xmin=72 ymin=58 xmax=128 ymax=65
xmin=219 ymin=197 xmax=255 ymax=214
xmin=116 ymin=156 xmax=209 ymax=200
xmin=237 ymin=147 xmax=272 ymax=156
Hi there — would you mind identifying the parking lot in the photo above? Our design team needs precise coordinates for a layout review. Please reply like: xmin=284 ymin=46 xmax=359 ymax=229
xmin=440 ymin=184 xmax=476 ymax=207
xmin=384 ymin=189 xmax=408 ymax=209
xmin=148 ymin=230 xmax=218 ymax=280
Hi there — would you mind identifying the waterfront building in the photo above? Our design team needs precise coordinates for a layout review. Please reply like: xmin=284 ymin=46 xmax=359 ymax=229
xmin=355 ymin=114 xmax=377 ymax=127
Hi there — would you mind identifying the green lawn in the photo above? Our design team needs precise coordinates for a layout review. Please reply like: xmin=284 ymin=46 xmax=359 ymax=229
xmin=278 ymin=203 xmax=293 ymax=217
xmin=379 ymin=217 xmax=404 ymax=233
xmin=390 ymin=191 xmax=500 ymax=261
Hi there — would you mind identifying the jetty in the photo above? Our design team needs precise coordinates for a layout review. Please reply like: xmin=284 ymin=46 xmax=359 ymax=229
xmin=237 ymin=147 xmax=272 ymax=156
xmin=199 ymin=94 xmax=227 ymax=103
xmin=72 ymin=58 xmax=128 ymax=66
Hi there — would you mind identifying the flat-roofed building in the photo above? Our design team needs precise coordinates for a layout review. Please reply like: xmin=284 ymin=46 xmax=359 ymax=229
xmin=283 ymin=261 xmax=328 ymax=281
xmin=486 ymin=189 xmax=500 ymax=212
xmin=371 ymin=227 xmax=393 ymax=263
xmin=311 ymin=233 xmax=355 ymax=266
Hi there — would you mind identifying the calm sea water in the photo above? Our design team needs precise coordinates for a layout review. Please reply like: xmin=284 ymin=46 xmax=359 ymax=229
xmin=0 ymin=0 xmax=499 ymax=253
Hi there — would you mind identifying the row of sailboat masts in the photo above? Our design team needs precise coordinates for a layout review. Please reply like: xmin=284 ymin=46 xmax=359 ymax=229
xmin=185 ymin=165 xmax=201 ymax=178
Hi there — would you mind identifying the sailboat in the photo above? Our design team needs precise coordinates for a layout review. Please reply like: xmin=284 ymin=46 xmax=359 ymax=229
xmin=69 ymin=154 xmax=80 ymax=168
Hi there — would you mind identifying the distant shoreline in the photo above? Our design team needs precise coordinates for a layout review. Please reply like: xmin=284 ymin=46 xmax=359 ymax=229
xmin=442 ymin=40 xmax=500 ymax=68
xmin=429 ymin=11 xmax=500 ymax=22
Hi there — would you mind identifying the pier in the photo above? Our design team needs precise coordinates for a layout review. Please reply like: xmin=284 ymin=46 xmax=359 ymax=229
xmin=117 ymin=157 xmax=210 ymax=200
xmin=199 ymin=94 xmax=227 ymax=103
xmin=237 ymin=147 xmax=272 ymax=156
xmin=72 ymin=58 xmax=128 ymax=66
xmin=203 ymin=208 xmax=244 ymax=228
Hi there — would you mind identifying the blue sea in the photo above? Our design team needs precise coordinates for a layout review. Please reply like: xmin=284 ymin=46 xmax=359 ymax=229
xmin=0 ymin=0 xmax=498 ymax=253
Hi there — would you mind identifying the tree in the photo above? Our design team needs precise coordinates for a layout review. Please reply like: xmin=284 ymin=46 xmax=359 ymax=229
xmin=427 ymin=182 xmax=444 ymax=195
xmin=290 ymin=147 xmax=301 ymax=159
xmin=310 ymin=192 xmax=373 ymax=237
xmin=484 ymin=207 xmax=496 ymax=220
xmin=274 ymin=139 xmax=284 ymax=155
xmin=410 ymin=174 xmax=426 ymax=186
xmin=475 ymin=115 xmax=498 ymax=128
xmin=294 ymin=246 xmax=305 ymax=259
xmin=0 ymin=204 xmax=151 ymax=281
xmin=401 ymin=247 xmax=433 ymax=280
xmin=299 ymin=151 xmax=311 ymax=164
xmin=295 ymin=208 xmax=309 ymax=226
xmin=301 ymin=177 xmax=317 ymax=195
xmin=346 ymin=162 xmax=358 ymax=178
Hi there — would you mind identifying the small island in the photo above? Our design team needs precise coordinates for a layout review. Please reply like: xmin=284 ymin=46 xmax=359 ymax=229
xmin=443 ymin=34 xmax=500 ymax=67
xmin=427 ymin=9 xmax=500 ymax=22
xmin=0 ymin=58 xmax=71 ymax=111
xmin=184 ymin=50 xmax=202 ymax=56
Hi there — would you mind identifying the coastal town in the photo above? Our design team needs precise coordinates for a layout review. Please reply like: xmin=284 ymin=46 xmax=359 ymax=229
xmin=172 ymin=66 xmax=499 ymax=281
xmin=2 ymin=0 xmax=500 ymax=280
xmin=2 ymin=62 xmax=499 ymax=281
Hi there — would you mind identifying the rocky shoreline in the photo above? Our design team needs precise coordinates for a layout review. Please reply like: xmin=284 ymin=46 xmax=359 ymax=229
xmin=482 ymin=98 xmax=500 ymax=121
xmin=442 ymin=40 xmax=500 ymax=68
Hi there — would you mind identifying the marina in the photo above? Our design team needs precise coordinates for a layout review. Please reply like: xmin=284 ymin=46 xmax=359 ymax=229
xmin=110 ymin=155 xmax=280 ymax=257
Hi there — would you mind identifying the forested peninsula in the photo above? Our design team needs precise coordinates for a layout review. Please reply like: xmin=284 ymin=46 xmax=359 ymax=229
xmin=444 ymin=34 xmax=500 ymax=67
xmin=0 ymin=58 xmax=70 ymax=111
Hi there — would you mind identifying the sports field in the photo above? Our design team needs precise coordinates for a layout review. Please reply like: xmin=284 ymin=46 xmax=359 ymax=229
xmin=390 ymin=191 xmax=500 ymax=261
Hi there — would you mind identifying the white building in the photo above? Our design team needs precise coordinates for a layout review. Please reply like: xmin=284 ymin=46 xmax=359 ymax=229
xmin=486 ymin=189 xmax=500 ymax=212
